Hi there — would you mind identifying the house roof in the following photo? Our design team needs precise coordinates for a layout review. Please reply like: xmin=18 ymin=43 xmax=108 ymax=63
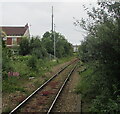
xmin=0 ymin=24 xmax=29 ymax=36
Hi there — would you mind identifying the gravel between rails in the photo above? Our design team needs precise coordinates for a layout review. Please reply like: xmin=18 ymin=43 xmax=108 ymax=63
xmin=3 ymin=59 xmax=76 ymax=112
xmin=52 ymin=66 xmax=81 ymax=112
xmin=18 ymin=64 xmax=76 ymax=112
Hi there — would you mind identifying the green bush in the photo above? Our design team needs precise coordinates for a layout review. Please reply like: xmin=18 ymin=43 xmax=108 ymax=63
xmin=75 ymin=1 xmax=120 ymax=112
xmin=3 ymin=77 xmax=26 ymax=93
xmin=2 ymin=48 xmax=13 ymax=79
xmin=91 ymin=95 xmax=120 ymax=112
xmin=27 ymin=56 xmax=37 ymax=70
xmin=30 ymin=37 xmax=48 ymax=59
xmin=19 ymin=37 xmax=30 ymax=56
xmin=12 ymin=55 xmax=31 ymax=61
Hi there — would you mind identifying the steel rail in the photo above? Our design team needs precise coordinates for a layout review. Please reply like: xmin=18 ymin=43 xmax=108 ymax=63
xmin=9 ymin=59 xmax=77 ymax=114
xmin=47 ymin=63 xmax=77 ymax=114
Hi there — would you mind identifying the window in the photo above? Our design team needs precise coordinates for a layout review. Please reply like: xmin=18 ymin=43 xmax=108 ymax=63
xmin=12 ymin=37 xmax=17 ymax=45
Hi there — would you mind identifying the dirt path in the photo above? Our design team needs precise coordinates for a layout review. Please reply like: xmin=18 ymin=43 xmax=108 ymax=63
xmin=52 ymin=65 xmax=81 ymax=112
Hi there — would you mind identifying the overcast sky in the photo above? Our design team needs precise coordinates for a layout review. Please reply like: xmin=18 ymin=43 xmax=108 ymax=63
xmin=0 ymin=0 xmax=98 ymax=45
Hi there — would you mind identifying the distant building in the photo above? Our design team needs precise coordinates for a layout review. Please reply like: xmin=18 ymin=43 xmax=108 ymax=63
xmin=0 ymin=23 xmax=30 ymax=47
xmin=73 ymin=45 xmax=79 ymax=52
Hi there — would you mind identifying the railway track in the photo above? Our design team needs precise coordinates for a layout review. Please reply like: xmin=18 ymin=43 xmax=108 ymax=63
xmin=9 ymin=59 xmax=78 ymax=113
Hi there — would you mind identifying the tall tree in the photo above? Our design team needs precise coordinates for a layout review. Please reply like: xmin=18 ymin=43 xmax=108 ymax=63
xmin=42 ymin=31 xmax=73 ymax=58
xmin=30 ymin=37 xmax=47 ymax=59
xmin=75 ymin=1 xmax=120 ymax=112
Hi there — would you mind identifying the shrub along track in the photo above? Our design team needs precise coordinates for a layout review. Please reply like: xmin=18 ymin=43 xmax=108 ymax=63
xmin=2 ymin=58 xmax=75 ymax=112
xmin=9 ymin=59 xmax=78 ymax=113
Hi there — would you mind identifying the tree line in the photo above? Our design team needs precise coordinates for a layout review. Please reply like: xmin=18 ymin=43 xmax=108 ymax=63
xmin=19 ymin=31 xmax=73 ymax=58
xmin=2 ymin=31 xmax=73 ymax=76
xmin=76 ymin=1 xmax=120 ymax=112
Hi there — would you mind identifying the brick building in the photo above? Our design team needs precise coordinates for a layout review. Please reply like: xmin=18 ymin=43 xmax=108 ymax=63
xmin=1 ymin=23 xmax=30 ymax=47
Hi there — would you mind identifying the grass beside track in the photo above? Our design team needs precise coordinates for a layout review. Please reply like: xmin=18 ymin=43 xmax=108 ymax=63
xmin=3 ymin=56 xmax=75 ymax=93
xmin=75 ymin=62 xmax=94 ymax=112
xmin=2 ymin=56 xmax=75 ymax=112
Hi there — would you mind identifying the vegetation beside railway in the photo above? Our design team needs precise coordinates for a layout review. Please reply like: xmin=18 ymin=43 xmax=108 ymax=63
xmin=75 ymin=1 xmax=120 ymax=112
xmin=2 ymin=31 xmax=74 ymax=112
xmin=2 ymin=31 xmax=73 ymax=90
